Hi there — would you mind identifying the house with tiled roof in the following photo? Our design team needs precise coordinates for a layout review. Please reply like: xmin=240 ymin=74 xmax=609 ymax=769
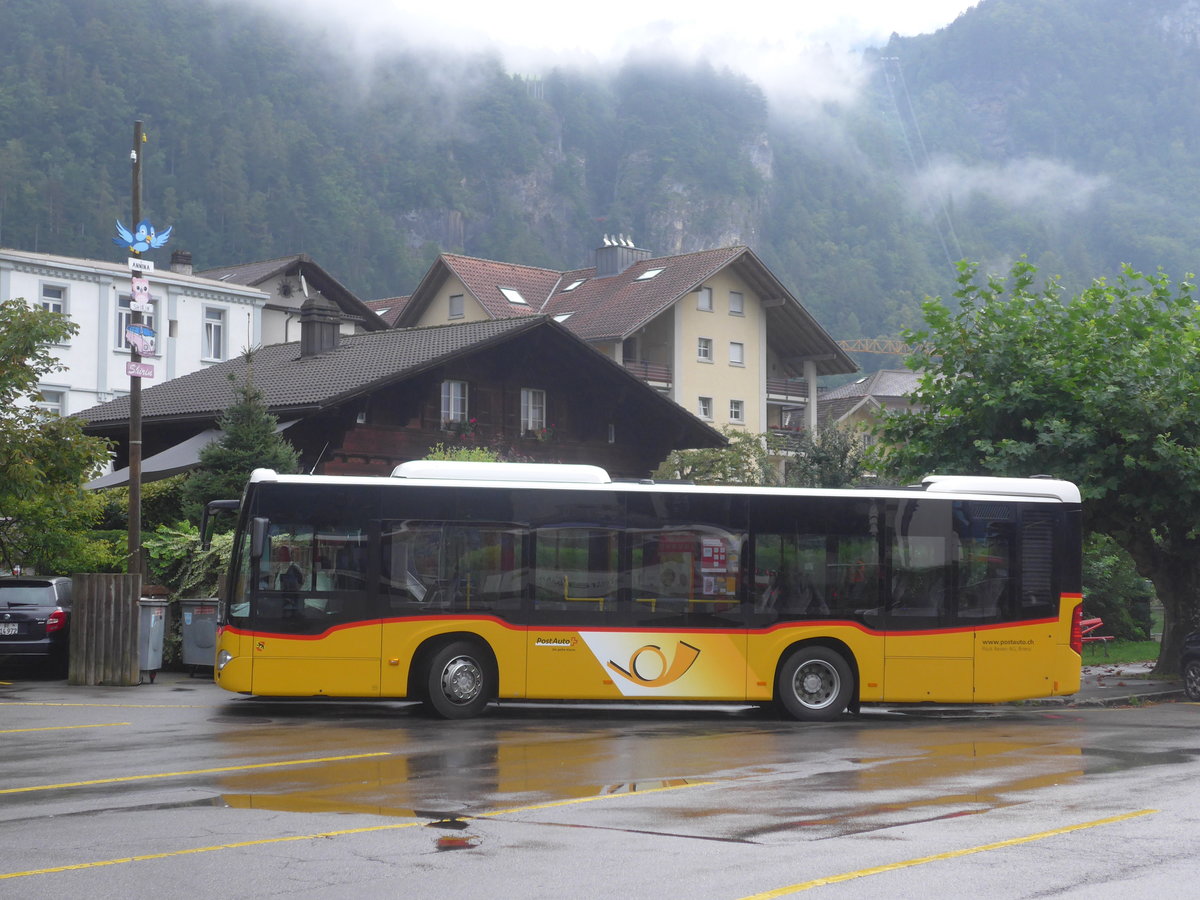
xmin=809 ymin=369 xmax=922 ymax=439
xmin=391 ymin=238 xmax=857 ymax=435
xmin=79 ymin=294 xmax=725 ymax=486
xmin=363 ymin=296 xmax=409 ymax=326
xmin=195 ymin=253 xmax=387 ymax=343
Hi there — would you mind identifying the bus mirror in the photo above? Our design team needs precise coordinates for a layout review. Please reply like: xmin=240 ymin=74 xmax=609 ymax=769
xmin=250 ymin=517 xmax=269 ymax=563
xmin=200 ymin=499 xmax=241 ymax=550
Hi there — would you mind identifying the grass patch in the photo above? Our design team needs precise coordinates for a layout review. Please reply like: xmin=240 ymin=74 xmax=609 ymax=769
xmin=1082 ymin=639 xmax=1160 ymax=666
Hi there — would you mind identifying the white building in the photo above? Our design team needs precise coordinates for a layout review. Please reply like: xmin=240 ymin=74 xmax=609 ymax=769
xmin=0 ymin=248 xmax=269 ymax=415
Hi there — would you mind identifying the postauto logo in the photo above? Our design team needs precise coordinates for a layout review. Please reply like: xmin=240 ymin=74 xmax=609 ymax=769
xmin=578 ymin=633 xmax=701 ymax=695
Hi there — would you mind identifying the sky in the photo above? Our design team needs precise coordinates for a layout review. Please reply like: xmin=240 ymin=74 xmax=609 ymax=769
xmin=246 ymin=0 xmax=979 ymax=106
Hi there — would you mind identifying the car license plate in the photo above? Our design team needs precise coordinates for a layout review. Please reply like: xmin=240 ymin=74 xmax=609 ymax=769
xmin=0 ymin=622 xmax=17 ymax=636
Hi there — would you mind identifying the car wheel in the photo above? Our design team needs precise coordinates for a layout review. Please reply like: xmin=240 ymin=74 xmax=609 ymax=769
xmin=424 ymin=640 xmax=493 ymax=719
xmin=1184 ymin=658 xmax=1200 ymax=702
xmin=776 ymin=645 xmax=853 ymax=722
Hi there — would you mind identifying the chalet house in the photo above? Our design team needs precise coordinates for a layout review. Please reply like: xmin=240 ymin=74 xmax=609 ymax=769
xmin=391 ymin=238 xmax=858 ymax=435
xmin=0 ymin=247 xmax=268 ymax=416
xmin=80 ymin=294 xmax=725 ymax=486
xmin=194 ymin=253 xmax=388 ymax=343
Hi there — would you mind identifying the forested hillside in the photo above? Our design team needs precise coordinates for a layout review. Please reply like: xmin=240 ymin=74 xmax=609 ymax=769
xmin=2 ymin=0 xmax=1199 ymax=350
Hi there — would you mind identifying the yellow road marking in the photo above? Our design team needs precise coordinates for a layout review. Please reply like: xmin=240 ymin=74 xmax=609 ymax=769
xmin=0 ymin=752 xmax=392 ymax=795
xmin=0 ymin=774 xmax=710 ymax=880
xmin=0 ymin=722 xmax=131 ymax=734
xmin=0 ymin=701 xmax=209 ymax=708
xmin=0 ymin=822 xmax=424 ymax=880
xmin=739 ymin=809 xmax=1158 ymax=898
xmin=478 ymin=780 xmax=713 ymax=816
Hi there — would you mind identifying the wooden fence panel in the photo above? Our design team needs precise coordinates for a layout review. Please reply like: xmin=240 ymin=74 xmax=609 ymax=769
xmin=69 ymin=573 xmax=142 ymax=686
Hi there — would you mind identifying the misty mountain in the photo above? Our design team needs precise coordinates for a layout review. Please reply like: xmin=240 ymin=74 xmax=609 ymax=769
xmin=2 ymin=0 xmax=1199 ymax=351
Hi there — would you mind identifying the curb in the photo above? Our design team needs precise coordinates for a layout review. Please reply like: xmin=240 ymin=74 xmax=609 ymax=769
xmin=1026 ymin=688 xmax=1188 ymax=708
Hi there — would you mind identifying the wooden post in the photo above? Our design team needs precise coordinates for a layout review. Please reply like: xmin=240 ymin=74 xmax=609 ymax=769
xmin=128 ymin=120 xmax=144 ymax=577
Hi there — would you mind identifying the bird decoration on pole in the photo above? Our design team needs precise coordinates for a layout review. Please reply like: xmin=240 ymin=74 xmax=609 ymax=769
xmin=113 ymin=218 xmax=172 ymax=254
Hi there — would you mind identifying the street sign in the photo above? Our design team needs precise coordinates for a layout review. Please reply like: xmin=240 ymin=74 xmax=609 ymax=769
xmin=129 ymin=275 xmax=154 ymax=312
xmin=125 ymin=324 xmax=156 ymax=356
xmin=126 ymin=361 xmax=154 ymax=378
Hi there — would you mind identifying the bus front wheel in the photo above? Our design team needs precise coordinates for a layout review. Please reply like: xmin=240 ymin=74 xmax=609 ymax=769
xmin=776 ymin=646 xmax=853 ymax=722
xmin=424 ymin=640 xmax=494 ymax=719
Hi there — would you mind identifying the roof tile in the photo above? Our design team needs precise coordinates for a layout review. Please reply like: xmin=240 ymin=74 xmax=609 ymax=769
xmin=79 ymin=318 xmax=542 ymax=426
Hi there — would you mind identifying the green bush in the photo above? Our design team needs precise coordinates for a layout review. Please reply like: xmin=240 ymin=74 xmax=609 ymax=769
xmin=144 ymin=521 xmax=234 ymax=599
xmin=95 ymin=474 xmax=190 ymax=532
xmin=1082 ymin=533 xmax=1154 ymax=640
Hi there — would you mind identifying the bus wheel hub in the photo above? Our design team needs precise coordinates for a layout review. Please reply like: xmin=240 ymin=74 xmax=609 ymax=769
xmin=801 ymin=672 xmax=825 ymax=695
xmin=442 ymin=658 xmax=482 ymax=703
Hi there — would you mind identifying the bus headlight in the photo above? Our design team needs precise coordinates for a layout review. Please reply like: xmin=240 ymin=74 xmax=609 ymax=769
xmin=217 ymin=650 xmax=233 ymax=672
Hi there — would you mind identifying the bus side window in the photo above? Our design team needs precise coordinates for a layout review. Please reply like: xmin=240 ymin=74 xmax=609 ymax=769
xmin=889 ymin=500 xmax=951 ymax=627
xmin=535 ymin=527 xmax=618 ymax=617
xmin=754 ymin=533 xmax=827 ymax=617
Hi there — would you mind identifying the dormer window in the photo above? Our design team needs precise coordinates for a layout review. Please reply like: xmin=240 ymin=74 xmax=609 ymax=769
xmin=635 ymin=268 xmax=664 ymax=281
xmin=499 ymin=287 xmax=528 ymax=305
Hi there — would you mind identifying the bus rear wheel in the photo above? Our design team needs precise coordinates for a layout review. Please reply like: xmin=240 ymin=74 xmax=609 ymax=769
xmin=424 ymin=640 xmax=494 ymax=719
xmin=776 ymin=646 xmax=853 ymax=722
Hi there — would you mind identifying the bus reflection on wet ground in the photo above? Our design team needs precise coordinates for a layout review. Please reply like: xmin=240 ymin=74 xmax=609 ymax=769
xmin=212 ymin=700 xmax=1090 ymax=843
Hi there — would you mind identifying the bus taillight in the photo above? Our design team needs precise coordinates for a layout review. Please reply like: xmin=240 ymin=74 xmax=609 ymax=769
xmin=1070 ymin=603 xmax=1083 ymax=655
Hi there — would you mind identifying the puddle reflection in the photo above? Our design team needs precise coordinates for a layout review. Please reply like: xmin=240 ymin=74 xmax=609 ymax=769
xmin=213 ymin=707 xmax=1090 ymax=838
xmin=740 ymin=721 xmax=1087 ymax=840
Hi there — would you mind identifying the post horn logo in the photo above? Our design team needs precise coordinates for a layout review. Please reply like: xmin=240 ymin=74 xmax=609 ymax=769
xmin=606 ymin=641 xmax=700 ymax=687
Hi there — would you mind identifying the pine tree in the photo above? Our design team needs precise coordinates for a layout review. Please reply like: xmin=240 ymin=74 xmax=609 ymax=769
xmin=181 ymin=352 xmax=299 ymax=522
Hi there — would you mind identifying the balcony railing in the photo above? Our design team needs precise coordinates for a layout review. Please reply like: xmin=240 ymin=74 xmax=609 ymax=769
xmin=766 ymin=378 xmax=810 ymax=399
xmin=623 ymin=359 xmax=672 ymax=385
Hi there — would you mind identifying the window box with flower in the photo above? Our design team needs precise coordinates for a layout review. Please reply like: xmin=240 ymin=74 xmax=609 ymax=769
xmin=444 ymin=417 xmax=479 ymax=439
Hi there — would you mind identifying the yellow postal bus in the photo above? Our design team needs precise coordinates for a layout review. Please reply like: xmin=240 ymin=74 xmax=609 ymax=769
xmin=212 ymin=462 xmax=1082 ymax=721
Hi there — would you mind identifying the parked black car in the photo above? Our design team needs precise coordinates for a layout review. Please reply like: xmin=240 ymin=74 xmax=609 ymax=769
xmin=0 ymin=576 xmax=72 ymax=672
xmin=1182 ymin=631 xmax=1200 ymax=702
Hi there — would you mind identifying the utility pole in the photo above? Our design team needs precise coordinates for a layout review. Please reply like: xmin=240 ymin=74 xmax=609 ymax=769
xmin=127 ymin=120 xmax=144 ymax=577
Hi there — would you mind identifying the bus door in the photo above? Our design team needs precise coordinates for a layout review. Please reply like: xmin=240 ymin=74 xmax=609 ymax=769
xmin=882 ymin=500 xmax=974 ymax=702
xmin=526 ymin=524 xmax=624 ymax=699
xmin=248 ymin=520 xmax=378 ymax=697
xmin=525 ymin=506 xmax=750 ymax=703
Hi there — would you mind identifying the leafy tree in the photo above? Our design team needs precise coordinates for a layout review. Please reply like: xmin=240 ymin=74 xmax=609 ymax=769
xmin=96 ymin=474 xmax=190 ymax=533
xmin=877 ymin=259 xmax=1200 ymax=673
xmin=653 ymin=429 xmax=783 ymax=485
xmin=0 ymin=298 xmax=111 ymax=573
xmin=180 ymin=353 xmax=299 ymax=523
xmin=783 ymin=426 xmax=872 ymax=488
xmin=1081 ymin=533 xmax=1154 ymax=642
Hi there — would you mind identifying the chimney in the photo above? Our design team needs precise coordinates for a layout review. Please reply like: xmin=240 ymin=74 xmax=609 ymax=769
xmin=169 ymin=249 xmax=193 ymax=275
xmin=593 ymin=234 xmax=650 ymax=278
xmin=299 ymin=292 xmax=341 ymax=358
